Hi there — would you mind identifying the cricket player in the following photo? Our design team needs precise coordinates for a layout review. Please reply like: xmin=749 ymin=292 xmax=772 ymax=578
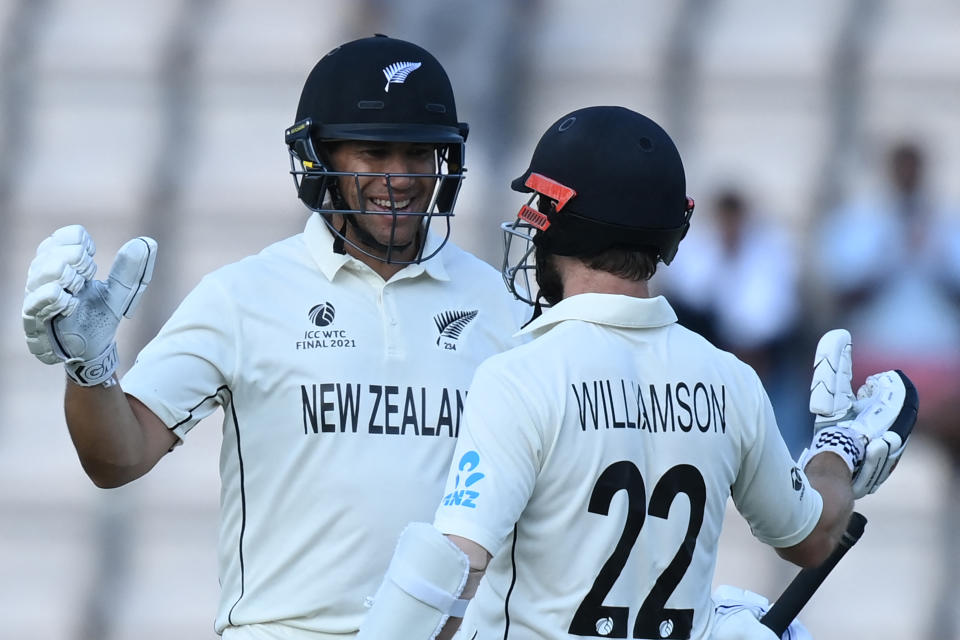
xmin=21 ymin=35 xmax=527 ymax=638
xmin=356 ymin=106 xmax=918 ymax=640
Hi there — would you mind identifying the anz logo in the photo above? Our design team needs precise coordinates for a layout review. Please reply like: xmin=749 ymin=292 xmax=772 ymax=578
xmin=434 ymin=309 xmax=478 ymax=351
xmin=442 ymin=450 xmax=484 ymax=509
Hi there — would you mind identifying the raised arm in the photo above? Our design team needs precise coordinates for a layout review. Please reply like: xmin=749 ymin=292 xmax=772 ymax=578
xmin=23 ymin=225 xmax=175 ymax=487
xmin=64 ymin=382 xmax=177 ymax=487
xmin=781 ymin=329 xmax=918 ymax=567
xmin=775 ymin=450 xmax=853 ymax=567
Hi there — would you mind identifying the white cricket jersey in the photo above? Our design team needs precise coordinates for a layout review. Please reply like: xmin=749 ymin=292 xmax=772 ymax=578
xmin=433 ymin=293 xmax=822 ymax=640
xmin=121 ymin=214 xmax=527 ymax=638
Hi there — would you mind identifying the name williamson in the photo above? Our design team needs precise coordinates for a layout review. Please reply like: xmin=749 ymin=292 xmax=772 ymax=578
xmin=572 ymin=379 xmax=726 ymax=433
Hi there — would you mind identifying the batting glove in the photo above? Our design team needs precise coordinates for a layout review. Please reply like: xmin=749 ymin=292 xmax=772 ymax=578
xmin=799 ymin=369 xmax=918 ymax=499
xmin=22 ymin=225 xmax=157 ymax=386
xmin=712 ymin=585 xmax=812 ymax=640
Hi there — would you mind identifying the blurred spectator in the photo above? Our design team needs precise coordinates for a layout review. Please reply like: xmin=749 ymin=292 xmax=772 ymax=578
xmin=814 ymin=140 xmax=960 ymax=462
xmin=815 ymin=139 xmax=960 ymax=640
xmin=654 ymin=186 xmax=809 ymax=455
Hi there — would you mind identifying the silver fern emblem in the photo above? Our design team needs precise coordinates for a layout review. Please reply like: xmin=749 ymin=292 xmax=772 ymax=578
xmin=434 ymin=310 xmax=478 ymax=345
xmin=382 ymin=61 xmax=422 ymax=92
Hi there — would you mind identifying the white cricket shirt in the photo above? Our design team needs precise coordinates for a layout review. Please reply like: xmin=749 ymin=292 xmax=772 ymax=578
xmin=121 ymin=214 xmax=527 ymax=638
xmin=433 ymin=293 xmax=822 ymax=640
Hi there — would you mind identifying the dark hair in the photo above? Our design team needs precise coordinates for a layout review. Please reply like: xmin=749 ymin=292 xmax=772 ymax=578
xmin=579 ymin=246 xmax=659 ymax=281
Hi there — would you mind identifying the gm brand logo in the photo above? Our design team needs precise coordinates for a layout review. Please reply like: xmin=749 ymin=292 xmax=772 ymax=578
xmin=309 ymin=302 xmax=336 ymax=327
xmin=434 ymin=309 xmax=478 ymax=351
xmin=442 ymin=450 xmax=484 ymax=508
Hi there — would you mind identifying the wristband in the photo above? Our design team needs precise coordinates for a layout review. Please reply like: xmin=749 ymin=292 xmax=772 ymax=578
xmin=798 ymin=424 xmax=865 ymax=474
xmin=64 ymin=342 xmax=118 ymax=386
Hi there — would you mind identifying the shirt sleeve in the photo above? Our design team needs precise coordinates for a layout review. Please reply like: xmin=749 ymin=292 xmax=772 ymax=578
xmin=433 ymin=357 xmax=544 ymax=557
xmin=120 ymin=273 xmax=238 ymax=440
xmin=731 ymin=378 xmax=822 ymax=548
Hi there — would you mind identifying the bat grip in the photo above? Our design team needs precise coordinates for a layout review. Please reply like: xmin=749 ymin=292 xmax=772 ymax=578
xmin=760 ymin=511 xmax=867 ymax=636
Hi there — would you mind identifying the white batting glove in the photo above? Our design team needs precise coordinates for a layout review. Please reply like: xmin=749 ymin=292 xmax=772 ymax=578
xmin=799 ymin=370 xmax=918 ymax=499
xmin=22 ymin=225 xmax=157 ymax=386
xmin=848 ymin=370 xmax=916 ymax=497
xmin=809 ymin=329 xmax=855 ymax=430
xmin=712 ymin=585 xmax=812 ymax=640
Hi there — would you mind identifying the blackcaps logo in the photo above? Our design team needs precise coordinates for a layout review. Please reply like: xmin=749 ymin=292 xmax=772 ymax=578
xmin=309 ymin=302 xmax=336 ymax=327
xmin=434 ymin=310 xmax=478 ymax=348
xmin=791 ymin=466 xmax=804 ymax=492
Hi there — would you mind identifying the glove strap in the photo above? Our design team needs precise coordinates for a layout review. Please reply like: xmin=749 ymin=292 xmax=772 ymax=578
xmin=798 ymin=425 xmax=866 ymax=474
xmin=64 ymin=342 xmax=118 ymax=387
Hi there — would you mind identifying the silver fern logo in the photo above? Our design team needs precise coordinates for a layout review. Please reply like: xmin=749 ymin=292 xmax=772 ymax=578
xmin=434 ymin=310 xmax=478 ymax=349
xmin=382 ymin=61 xmax=422 ymax=92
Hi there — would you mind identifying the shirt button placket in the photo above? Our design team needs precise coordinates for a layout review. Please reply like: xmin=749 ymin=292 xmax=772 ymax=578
xmin=382 ymin=286 xmax=401 ymax=357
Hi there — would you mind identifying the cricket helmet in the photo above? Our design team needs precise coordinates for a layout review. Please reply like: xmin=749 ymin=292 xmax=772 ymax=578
xmin=502 ymin=106 xmax=694 ymax=303
xmin=285 ymin=34 xmax=469 ymax=263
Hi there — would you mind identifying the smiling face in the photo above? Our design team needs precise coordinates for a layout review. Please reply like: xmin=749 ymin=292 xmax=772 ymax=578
xmin=326 ymin=140 xmax=439 ymax=263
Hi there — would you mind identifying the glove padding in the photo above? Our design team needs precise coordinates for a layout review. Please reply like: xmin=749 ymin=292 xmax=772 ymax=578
xmin=22 ymin=225 xmax=157 ymax=386
xmin=809 ymin=328 xmax=855 ymax=429
xmin=711 ymin=585 xmax=811 ymax=640
xmin=848 ymin=370 xmax=916 ymax=497
xmin=801 ymin=369 xmax=918 ymax=498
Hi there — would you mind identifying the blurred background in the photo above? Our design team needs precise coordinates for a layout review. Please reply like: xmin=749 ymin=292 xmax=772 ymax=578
xmin=1 ymin=1 xmax=958 ymax=638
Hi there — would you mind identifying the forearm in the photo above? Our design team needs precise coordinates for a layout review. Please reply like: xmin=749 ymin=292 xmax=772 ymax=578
xmin=807 ymin=451 xmax=855 ymax=546
xmin=436 ymin=534 xmax=491 ymax=640
xmin=777 ymin=452 xmax=854 ymax=566
xmin=64 ymin=377 xmax=174 ymax=487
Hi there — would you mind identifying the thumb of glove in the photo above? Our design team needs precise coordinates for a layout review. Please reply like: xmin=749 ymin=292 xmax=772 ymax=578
xmin=103 ymin=237 xmax=158 ymax=319
xmin=810 ymin=328 xmax=854 ymax=421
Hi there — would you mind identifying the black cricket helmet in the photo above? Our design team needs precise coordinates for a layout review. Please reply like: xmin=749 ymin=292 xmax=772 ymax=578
xmin=285 ymin=34 xmax=469 ymax=264
xmin=502 ymin=106 xmax=694 ymax=304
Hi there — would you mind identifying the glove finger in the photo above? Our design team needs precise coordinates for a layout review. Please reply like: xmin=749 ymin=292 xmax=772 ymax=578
xmin=868 ymin=432 xmax=905 ymax=494
xmin=26 ymin=244 xmax=97 ymax=294
xmin=856 ymin=371 xmax=888 ymax=401
xmin=37 ymin=224 xmax=96 ymax=256
xmin=810 ymin=329 xmax=854 ymax=418
xmin=712 ymin=609 xmax=779 ymax=640
xmin=23 ymin=314 xmax=61 ymax=363
xmin=852 ymin=370 xmax=907 ymax=436
xmin=36 ymin=225 xmax=97 ymax=278
xmin=713 ymin=585 xmax=771 ymax=609
xmin=22 ymin=281 xmax=78 ymax=322
xmin=104 ymin=237 xmax=157 ymax=318
xmin=852 ymin=437 xmax=891 ymax=498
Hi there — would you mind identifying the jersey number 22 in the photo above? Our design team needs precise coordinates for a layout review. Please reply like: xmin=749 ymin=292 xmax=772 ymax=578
xmin=568 ymin=461 xmax=706 ymax=639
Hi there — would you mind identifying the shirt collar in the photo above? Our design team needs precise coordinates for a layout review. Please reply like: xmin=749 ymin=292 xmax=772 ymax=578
xmin=517 ymin=293 xmax=678 ymax=338
xmin=303 ymin=214 xmax=451 ymax=282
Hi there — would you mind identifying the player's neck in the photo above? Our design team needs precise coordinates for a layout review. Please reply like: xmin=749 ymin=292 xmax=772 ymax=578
xmin=346 ymin=246 xmax=408 ymax=280
xmin=558 ymin=257 xmax=651 ymax=300
xmin=338 ymin=221 xmax=418 ymax=280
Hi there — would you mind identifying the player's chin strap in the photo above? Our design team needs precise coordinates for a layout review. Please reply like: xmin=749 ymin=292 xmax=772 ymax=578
xmin=520 ymin=292 xmax=549 ymax=329
xmin=357 ymin=523 xmax=471 ymax=640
